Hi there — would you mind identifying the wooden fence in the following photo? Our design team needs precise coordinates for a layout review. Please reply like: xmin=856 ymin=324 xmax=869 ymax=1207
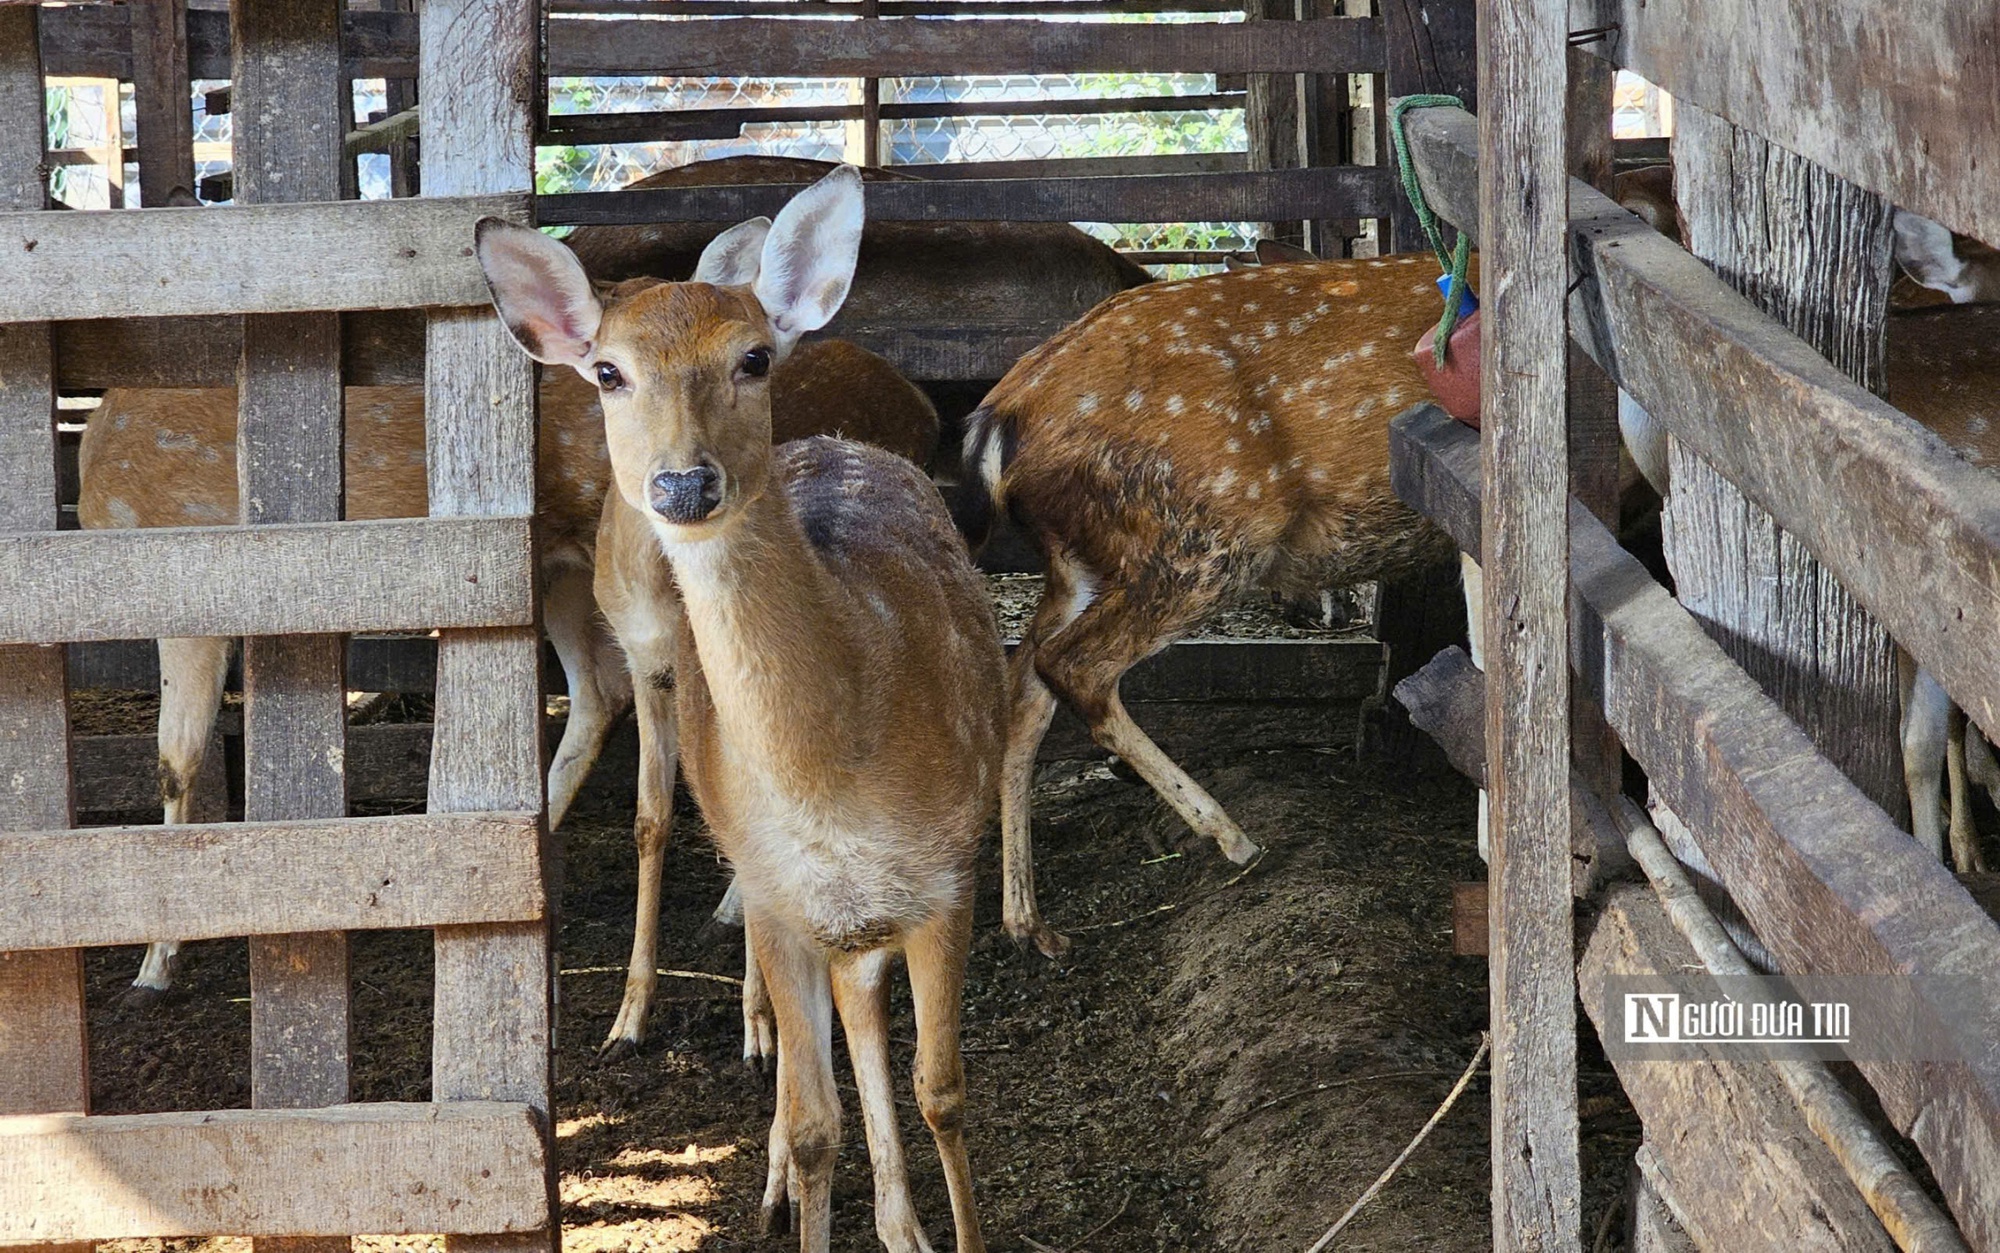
xmin=1388 ymin=3 xmax=2000 ymax=1247
xmin=0 ymin=1 xmax=556 ymax=1245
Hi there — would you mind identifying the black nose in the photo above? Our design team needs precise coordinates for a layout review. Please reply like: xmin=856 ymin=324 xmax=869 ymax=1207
xmin=650 ymin=465 xmax=722 ymax=522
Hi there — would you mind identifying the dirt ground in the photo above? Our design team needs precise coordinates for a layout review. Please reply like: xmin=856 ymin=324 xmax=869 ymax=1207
xmin=74 ymin=611 xmax=1639 ymax=1251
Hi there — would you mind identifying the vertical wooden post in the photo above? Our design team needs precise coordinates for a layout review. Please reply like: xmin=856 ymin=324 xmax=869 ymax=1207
xmin=1564 ymin=49 xmax=1624 ymax=816
xmin=1381 ymin=0 xmax=1476 ymax=252
xmin=232 ymin=9 xmax=352 ymax=1253
xmin=1481 ymin=0 xmax=1579 ymax=1248
xmin=132 ymin=0 xmax=194 ymax=207
xmin=0 ymin=17 xmax=89 ymax=1253
xmin=420 ymin=0 xmax=555 ymax=1247
xmin=1665 ymin=101 xmax=1903 ymax=817
xmin=1299 ymin=0 xmax=1355 ymax=256
xmin=1246 ymin=0 xmax=1304 ymax=246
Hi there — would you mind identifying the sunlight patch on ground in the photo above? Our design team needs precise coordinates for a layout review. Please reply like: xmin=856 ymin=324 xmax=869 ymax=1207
xmin=558 ymin=1110 xmax=625 ymax=1138
xmin=563 ymin=1214 xmax=715 ymax=1253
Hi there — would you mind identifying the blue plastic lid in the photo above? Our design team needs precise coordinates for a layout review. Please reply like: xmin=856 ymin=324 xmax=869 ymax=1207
xmin=1436 ymin=272 xmax=1478 ymax=317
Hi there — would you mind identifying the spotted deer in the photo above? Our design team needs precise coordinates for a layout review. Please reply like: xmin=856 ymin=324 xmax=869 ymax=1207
xmin=78 ymin=306 xmax=936 ymax=1022
xmin=957 ymin=253 xmax=1468 ymax=954
xmin=480 ymin=166 xmax=1004 ymax=1253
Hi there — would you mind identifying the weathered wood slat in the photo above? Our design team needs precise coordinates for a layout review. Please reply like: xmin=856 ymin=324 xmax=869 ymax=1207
xmin=1580 ymin=887 xmax=1895 ymax=1251
xmin=546 ymin=14 xmax=1383 ymax=76
xmin=0 ymin=1102 xmax=545 ymax=1240
xmin=1400 ymin=102 xmax=2000 ymax=748
xmin=0 ymin=194 xmax=528 ymax=324
xmin=0 ymin=516 xmax=533 ymax=645
xmin=0 ymin=28 xmax=90 ymax=1252
xmin=1391 ymin=405 xmax=2000 ymax=1249
xmin=0 ymin=811 xmax=544 ymax=949
xmin=539 ymin=95 xmax=1246 ymax=146
xmin=1568 ymin=0 xmax=1999 ymax=247
xmin=1477 ymin=0 xmax=1581 ymax=1245
xmin=40 ymin=7 xmax=416 ymax=81
xmin=233 ymin=0 xmax=356 ymax=1179
xmin=130 ymin=0 xmax=194 ymax=209
xmin=538 ymin=167 xmax=1395 ymax=227
xmin=420 ymin=3 xmax=556 ymax=1250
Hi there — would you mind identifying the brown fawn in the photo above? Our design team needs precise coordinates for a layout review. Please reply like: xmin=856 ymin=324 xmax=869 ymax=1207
xmin=480 ymin=166 xmax=1005 ymax=1253
xmin=957 ymin=254 xmax=1468 ymax=955
xmin=78 ymin=308 xmax=936 ymax=1033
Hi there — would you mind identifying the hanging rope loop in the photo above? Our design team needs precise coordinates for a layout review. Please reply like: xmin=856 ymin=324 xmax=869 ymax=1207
xmin=1387 ymin=94 xmax=1474 ymax=366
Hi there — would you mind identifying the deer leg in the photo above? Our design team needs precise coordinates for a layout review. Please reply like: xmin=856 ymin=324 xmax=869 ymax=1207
xmin=599 ymin=642 xmax=679 ymax=1061
xmin=128 ymin=635 xmax=233 ymax=1005
xmin=1948 ymin=704 xmax=1989 ymax=872
xmin=1037 ymin=584 xmax=1255 ymax=864
xmin=832 ymin=947 xmax=932 ymax=1253
xmin=544 ymin=562 xmax=632 ymax=830
xmin=1901 ymin=656 xmax=1950 ymax=862
xmin=747 ymin=908 xmax=839 ymax=1251
xmin=743 ymin=926 xmax=776 ymax=1074
xmin=1967 ymin=723 xmax=2000 ymax=809
xmin=997 ymin=551 xmax=1093 ymax=958
xmin=906 ymin=901 xmax=986 ymax=1253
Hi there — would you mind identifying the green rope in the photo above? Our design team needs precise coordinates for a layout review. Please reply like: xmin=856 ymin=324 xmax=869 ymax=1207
xmin=1388 ymin=94 xmax=1472 ymax=367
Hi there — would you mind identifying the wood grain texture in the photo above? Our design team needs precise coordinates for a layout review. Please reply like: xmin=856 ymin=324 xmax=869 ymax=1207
xmin=1243 ymin=0 xmax=1303 ymax=245
xmin=1380 ymin=0 xmax=1476 ymax=251
xmin=1628 ymin=1156 xmax=1700 ymax=1253
xmin=232 ymin=1 xmax=354 ymax=1175
xmin=1580 ymin=887 xmax=1894 ymax=1252
xmin=0 ymin=1102 xmax=545 ymax=1240
xmin=1478 ymin=0 xmax=1581 ymax=1245
xmin=1567 ymin=0 xmax=1999 ymax=245
xmin=130 ymin=0 xmax=194 ymax=208
xmin=41 ymin=7 xmax=415 ymax=81
xmin=0 ymin=516 xmax=532 ymax=644
xmin=539 ymin=166 xmax=1394 ymax=227
xmin=0 ymin=26 xmax=89 ymax=1248
xmin=419 ymin=1 xmax=555 ymax=1247
xmin=1391 ymin=406 xmax=2000 ymax=1249
xmin=542 ymin=100 xmax=1247 ymax=148
xmin=0 ymin=193 xmax=528 ymax=323
xmin=546 ymin=14 xmax=1383 ymax=76
xmin=0 ymin=811 xmax=543 ymax=949
xmin=1400 ymin=102 xmax=2000 ymax=750
xmin=1664 ymin=101 xmax=1902 ymax=815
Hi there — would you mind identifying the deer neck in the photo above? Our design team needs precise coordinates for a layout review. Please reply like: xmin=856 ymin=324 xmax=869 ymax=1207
xmin=657 ymin=481 xmax=863 ymax=787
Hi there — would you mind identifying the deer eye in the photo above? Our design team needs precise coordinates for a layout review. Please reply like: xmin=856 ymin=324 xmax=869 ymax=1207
xmin=740 ymin=347 xmax=772 ymax=379
xmin=594 ymin=362 xmax=624 ymax=391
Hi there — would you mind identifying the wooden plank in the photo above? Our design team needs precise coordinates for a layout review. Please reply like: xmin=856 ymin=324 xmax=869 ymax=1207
xmin=420 ymin=2 xmax=556 ymax=1250
xmin=1579 ymin=886 xmax=1895 ymax=1251
xmin=1479 ymin=0 xmax=1580 ymax=1245
xmin=0 ymin=193 xmax=529 ymax=323
xmin=130 ymin=0 xmax=195 ymax=208
xmin=1665 ymin=100 xmax=1903 ymax=817
xmin=1244 ymin=0 xmax=1304 ymax=246
xmin=1628 ymin=1155 xmax=1700 ymax=1253
xmin=0 ymin=811 xmax=543 ymax=949
xmin=0 ymin=515 xmax=534 ymax=645
xmin=41 ymin=7 xmax=417 ymax=81
xmin=539 ymin=94 xmax=1246 ymax=146
xmin=0 ymin=1102 xmax=545 ymax=1240
xmin=539 ymin=166 xmax=1395 ymax=228
xmin=1568 ymin=0 xmax=2000 ymax=247
xmin=546 ymin=14 xmax=1385 ymax=76
xmin=1391 ymin=405 xmax=2000 ymax=1249
xmin=76 ymin=724 xmax=434 ymax=815
xmin=1399 ymin=102 xmax=2000 ymax=756
xmin=232 ymin=3 xmax=354 ymax=1202
xmin=0 ymin=26 xmax=89 ymax=1253
xmin=1380 ymin=0 xmax=1477 ymax=252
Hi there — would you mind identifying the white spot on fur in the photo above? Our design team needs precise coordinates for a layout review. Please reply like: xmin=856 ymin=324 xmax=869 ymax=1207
xmin=1248 ymin=415 xmax=1273 ymax=435
xmin=1124 ymin=390 xmax=1145 ymax=411
xmin=1226 ymin=437 xmax=1242 ymax=453
xmin=1243 ymin=301 xmax=1261 ymax=313
xmin=1368 ymin=260 xmax=1386 ymax=268
xmin=1165 ymin=395 xmax=1185 ymax=415
xmin=182 ymin=501 xmax=228 ymax=522
xmin=1263 ymin=322 xmax=1279 ymax=339
xmin=1246 ymin=481 xmax=1262 ymax=499
xmin=105 ymin=498 xmax=139 ymax=528
xmin=1077 ymin=394 xmax=1099 ymax=414
xmin=1211 ymin=467 xmax=1238 ymax=494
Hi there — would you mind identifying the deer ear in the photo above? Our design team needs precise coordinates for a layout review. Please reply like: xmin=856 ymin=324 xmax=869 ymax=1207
xmin=754 ymin=165 xmax=864 ymax=355
xmin=1254 ymin=239 xmax=1319 ymax=265
xmin=164 ymin=185 xmax=203 ymax=208
xmin=1893 ymin=211 xmax=1971 ymax=301
xmin=694 ymin=217 xmax=772 ymax=286
xmin=475 ymin=217 xmax=603 ymax=371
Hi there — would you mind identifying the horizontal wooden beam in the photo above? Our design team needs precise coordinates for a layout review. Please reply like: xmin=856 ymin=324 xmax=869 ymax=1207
xmin=0 ymin=1101 xmax=546 ymax=1239
xmin=1401 ymin=102 xmax=2000 ymax=742
xmin=1579 ymin=886 xmax=1895 ymax=1251
xmin=0 ymin=194 xmax=527 ymax=324
xmin=541 ymin=166 xmax=1394 ymax=226
xmin=0 ymin=811 xmax=544 ymax=950
xmin=545 ymin=14 xmax=1383 ymax=76
xmin=554 ymin=0 xmax=1249 ymax=13
xmin=0 ymin=515 xmax=533 ymax=645
xmin=540 ymin=93 xmax=1246 ymax=146
xmin=41 ymin=7 xmax=415 ymax=80
xmin=1391 ymin=404 xmax=2000 ymax=1248
xmin=1568 ymin=0 xmax=1998 ymax=245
